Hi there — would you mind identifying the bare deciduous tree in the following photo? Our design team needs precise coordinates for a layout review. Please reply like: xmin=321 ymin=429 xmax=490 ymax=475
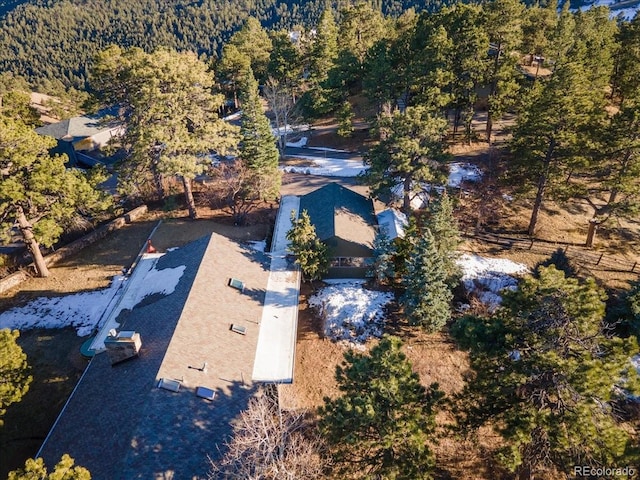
xmin=263 ymin=77 xmax=300 ymax=156
xmin=208 ymin=388 xmax=328 ymax=480
xmin=204 ymin=160 xmax=258 ymax=225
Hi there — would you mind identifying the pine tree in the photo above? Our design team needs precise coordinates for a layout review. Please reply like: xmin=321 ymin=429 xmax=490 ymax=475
xmin=370 ymin=229 xmax=396 ymax=285
xmin=267 ymin=30 xmax=302 ymax=89
xmin=0 ymin=117 xmax=111 ymax=277
xmin=363 ymin=106 xmax=449 ymax=213
xmin=336 ymin=100 xmax=354 ymax=138
xmin=229 ymin=17 xmax=273 ymax=83
xmin=401 ymin=228 xmax=452 ymax=332
xmin=427 ymin=191 xmax=461 ymax=283
xmin=0 ymin=329 xmax=31 ymax=424
xmin=309 ymin=8 xmax=339 ymax=83
xmin=452 ymin=266 xmax=640 ymax=477
xmin=239 ymin=69 xmax=281 ymax=201
xmin=411 ymin=13 xmax=454 ymax=112
xmin=507 ymin=31 xmax=608 ymax=236
xmin=9 ymin=454 xmax=90 ymax=480
xmin=216 ymin=44 xmax=252 ymax=109
xmin=91 ymin=46 xmax=239 ymax=219
xmin=439 ymin=3 xmax=488 ymax=142
xmin=286 ymin=210 xmax=329 ymax=282
xmin=482 ymin=0 xmax=524 ymax=143
xmin=319 ymin=336 xmax=443 ymax=479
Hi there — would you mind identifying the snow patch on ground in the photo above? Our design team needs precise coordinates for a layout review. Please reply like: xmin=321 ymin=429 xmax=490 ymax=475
xmin=272 ymin=124 xmax=311 ymax=137
xmin=448 ymin=162 xmax=483 ymax=187
xmin=457 ymin=254 xmax=529 ymax=310
xmin=286 ymin=137 xmax=308 ymax=148
xmin=0 ymin=258 xmax=186 ymax=337
xmin=308 ymin=281 xmax=394 ymax=348
xmin=281 ymin=156 xmax=367 ymax=177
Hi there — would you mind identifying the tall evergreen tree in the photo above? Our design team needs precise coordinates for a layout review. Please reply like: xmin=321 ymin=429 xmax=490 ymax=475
xmin=426 ymin=191 xmax=461 ymax=282
xmin=370 ymin=229 xmax=396 ymax=285
xmin=267 ymin=30 xmax=303 ymax=89
xmin=329 ymin=2 xmax=387 ymax=95
xmin=286 ymin=210 xmax=329 ymax=282
xmin=0 ymin=329 xmax=31 ymax=424
xmin=239 ymin=69 xmax=281 ymax=201
xmin=452 ymin=266 xmax=640 ymax=478
xmin=411 ymin=12 xmax=454 ymax=112
xmin=92 ymin=46 xmax=239 ymax=219
xmin=336 ymin=100 xmax=354 ymax=137
xmin=579 ymin=97 xmax=640 ymax=246
xmin=401 ymin=228 xmax=452 ymax=332
xmin=483 ymin=0 xmax=524 ymax=143
xmin=511 ymin=6 xmax=617 ymax=238
xmin=309 ymin=8 xmax=339 ymax=83
xmin=507 ymin=50 xmax=607 ymax=236
xmin=439 ymin=3 xmax=488 ymax=142
xmin=229 ymin=17 xmax=273 ymax=83
xmin=216 ymin=43 xmax=252 ymax=109
xmin=363 ymin=106 xmax=449 ymax=213
xmin=611 ymin=14 xmax=640 ymax=107
xmin=0 ymin=117 xmax=111 ymax=277
xmin=319 ymin=336 xmax=443 ymax=479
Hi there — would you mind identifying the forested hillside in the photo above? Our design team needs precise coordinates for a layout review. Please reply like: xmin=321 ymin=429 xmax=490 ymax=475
xmin=0 ymin=0 xmax=436 ymax=88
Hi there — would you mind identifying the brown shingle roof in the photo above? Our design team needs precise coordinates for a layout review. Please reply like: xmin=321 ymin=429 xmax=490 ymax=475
xmin=38 ymin=234 xmax=270 ymax=479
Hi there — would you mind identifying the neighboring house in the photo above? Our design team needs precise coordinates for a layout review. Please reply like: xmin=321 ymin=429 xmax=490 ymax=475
xmin=35 ymin=108 xmax=123 ymax=168
xmin=298 ymin=183 xmax=377 ymax=278
xmin=37 ymin=233 xmax=294 ymax=479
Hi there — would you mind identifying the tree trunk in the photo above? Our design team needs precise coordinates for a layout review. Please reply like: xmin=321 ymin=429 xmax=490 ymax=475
xmin=486 ymin=46 xmax=502 ymax=144
xmin=585 ymin=218 xmax=599 ymax=248
xmin=486 ymin=113 xmax=493 ymax=145
xmin=528 ymin=138 xmax=555 ymax=236
xmin=182 ymin=175 xmax=198 ymax=219
xmin=403 ymin=176 xmax=412 ymax=214
xmin=16 ymin=206 xmax=50 ymax=277
xmin=151 ymin=148 xmax=165 ymax=200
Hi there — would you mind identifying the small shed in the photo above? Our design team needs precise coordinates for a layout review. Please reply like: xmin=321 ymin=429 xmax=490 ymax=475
xmin=299 ymin=183 xmax=377 ymax=278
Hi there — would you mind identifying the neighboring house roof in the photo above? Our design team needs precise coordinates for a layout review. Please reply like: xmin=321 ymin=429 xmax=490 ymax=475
xmin=35 ymin=108 xmax=121 ymax=143
xmin=38 ymin=234 xmax=271 ymax=480
xmin=298 ymin=182 xmax=377 ymax=255
xmin=377 ymin=209 xmax=408 ymax=240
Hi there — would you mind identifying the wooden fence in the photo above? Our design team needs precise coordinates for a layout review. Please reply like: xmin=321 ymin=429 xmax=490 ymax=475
xmin=0 ymin=206 xmax=148 ymax=294
xmin=462 ymin=232 xmax=639 ymax=274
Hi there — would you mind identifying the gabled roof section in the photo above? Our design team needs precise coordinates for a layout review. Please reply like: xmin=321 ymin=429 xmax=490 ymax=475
xmin=35 ymin=108 xmax=121 ymax=142
xmin=377 ymin=209 xmax=408 ymax=240
xmin=298 ymin=182 xmax=377 ymax=244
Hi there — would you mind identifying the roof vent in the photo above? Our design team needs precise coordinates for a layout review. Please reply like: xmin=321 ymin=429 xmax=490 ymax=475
xmin=104 ymin=331 xmax=142 ymax=365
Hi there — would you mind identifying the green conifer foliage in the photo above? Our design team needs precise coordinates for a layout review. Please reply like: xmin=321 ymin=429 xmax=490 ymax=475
xmin=239 ymin=69 xmax=281 ymax=201
xmin=427 ymin=191 xmax=461 ymax=283
xmin=0 ymin=117 xmax=111 ymax=277
xmin=370 ymin=229 xmax=396 ymax=285
xmin=8 ymin=454 xmax=91 ymax=480
xmin=0 ymin=329 xmax=31 ymax=425
xmin=286 ymin=210 xmax=329 ymax=282
xmin=319 ymin=336 xmax=443 ymax=479
xmin=401 ymin=228 xmax=452 ymax=332
xmin=336 ymin=100 xmax=354 ymax=138
xmin=453 ymin=266 xmax=640 ymax=477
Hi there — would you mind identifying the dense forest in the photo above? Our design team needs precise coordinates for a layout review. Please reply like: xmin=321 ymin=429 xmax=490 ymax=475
xmin=0 ymin=0 xmax=444 ymax=89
